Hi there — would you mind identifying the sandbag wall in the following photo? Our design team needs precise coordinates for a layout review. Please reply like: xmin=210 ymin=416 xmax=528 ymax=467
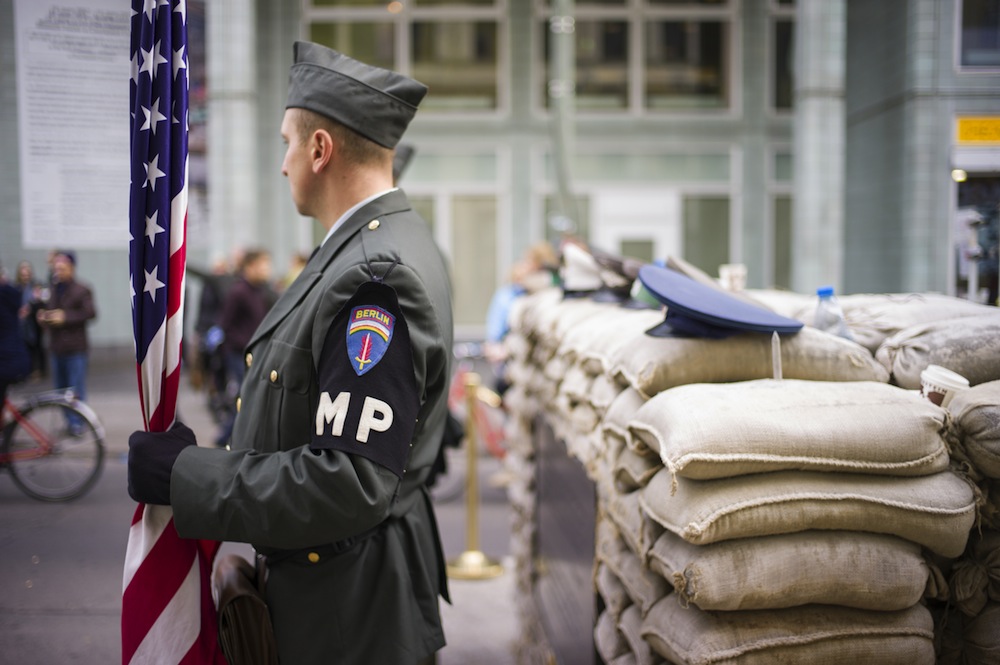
xmin=501 ymin=287 xmax=999 ymax=665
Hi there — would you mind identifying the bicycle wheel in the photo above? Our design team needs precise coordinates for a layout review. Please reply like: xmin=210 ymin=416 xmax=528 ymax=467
xmin=3 ymin=399 xmax=105 ymax=501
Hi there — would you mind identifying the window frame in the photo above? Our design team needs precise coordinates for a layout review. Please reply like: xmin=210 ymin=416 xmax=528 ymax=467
xmin=532 ymin=0 xmax=740 ymax=118
xmin=954 ymin=0 xmax=1000 ymax=73
xmin=301 ymin=0 xmax=511 ymax=117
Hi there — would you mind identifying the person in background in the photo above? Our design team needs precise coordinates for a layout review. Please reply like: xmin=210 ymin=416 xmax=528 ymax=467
xmin=1 ymin=264 xmax=32 ymax=406
xmin=215 ymin=248 xmax=276 ymax=446
xmin=278 ymin=251 xmax=310 ymax=292
xmin=36 ymin=251 xmax=96 ymax=432
xmin=483 ymin=241 xmax=558 ymax=393
xmin=14 ymin=261 xmax=46 ymax=379
xmin=187 ymin=255 xmax=238 ymax=416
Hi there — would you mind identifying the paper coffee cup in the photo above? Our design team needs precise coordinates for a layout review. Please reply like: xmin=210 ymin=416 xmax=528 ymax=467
xmin=920 ymin=364 xmax=969 ymax=408
xmin=718 ymin=263 xmax=747 ymax=292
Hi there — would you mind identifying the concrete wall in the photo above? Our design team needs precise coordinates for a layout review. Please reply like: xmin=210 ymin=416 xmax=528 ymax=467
xmin=845 ymin=0 xmax=1000 ymax=294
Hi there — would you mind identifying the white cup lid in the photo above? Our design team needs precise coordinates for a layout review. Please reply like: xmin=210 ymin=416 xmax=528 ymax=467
xmin=920 ymin=364 xmax=970 ymax=391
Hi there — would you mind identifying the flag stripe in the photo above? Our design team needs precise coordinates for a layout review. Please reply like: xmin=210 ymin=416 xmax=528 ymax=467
xmin=123 ymin=514 xmax=198 ymax=661
xmin=130 ymin=555 xmax=202 ymax=665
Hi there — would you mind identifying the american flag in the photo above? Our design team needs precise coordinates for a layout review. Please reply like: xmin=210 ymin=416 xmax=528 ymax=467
xmin=123 ymin=1 xmax=223 ymax=663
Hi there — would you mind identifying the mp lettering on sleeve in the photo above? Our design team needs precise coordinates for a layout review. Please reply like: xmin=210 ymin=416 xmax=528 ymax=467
xmin=310 ymin=280 xmax=419 ymax=478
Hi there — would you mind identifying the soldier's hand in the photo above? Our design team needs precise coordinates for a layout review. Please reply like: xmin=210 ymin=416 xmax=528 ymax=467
xmin=127 ymin=421 xmax=197 ymax=505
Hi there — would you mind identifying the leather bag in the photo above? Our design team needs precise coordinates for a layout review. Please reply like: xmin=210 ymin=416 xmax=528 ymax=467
xmin=213 ymin=553 xmax=278 ymax=665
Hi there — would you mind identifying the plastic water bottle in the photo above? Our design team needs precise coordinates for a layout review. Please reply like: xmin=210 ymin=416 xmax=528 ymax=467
xmin=814 ymin=286 xmax=853 ymax=341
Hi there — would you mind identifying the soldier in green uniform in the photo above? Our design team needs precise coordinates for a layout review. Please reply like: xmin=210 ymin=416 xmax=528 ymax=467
xmin=128 ymin=42 xmax=452 ymax=664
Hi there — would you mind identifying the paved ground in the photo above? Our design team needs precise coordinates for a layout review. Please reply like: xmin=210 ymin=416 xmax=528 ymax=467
xmin=0 ymin=357 xmax=518 ymax=664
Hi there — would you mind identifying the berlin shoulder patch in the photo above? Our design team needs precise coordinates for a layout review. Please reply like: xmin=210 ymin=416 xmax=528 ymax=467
xmin=346 ymin=304 xmax=395 ymax=375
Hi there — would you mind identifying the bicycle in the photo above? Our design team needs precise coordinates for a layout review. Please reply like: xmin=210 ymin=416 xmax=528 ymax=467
xmin=1 ymin=389 xmax=106 ymax=502
xmin=430 ymin=342 xmax=508 ymax=503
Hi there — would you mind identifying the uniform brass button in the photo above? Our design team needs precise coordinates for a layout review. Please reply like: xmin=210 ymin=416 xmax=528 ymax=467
xmin=368 ymin=219 xmax=380 ymax=230
xmin=270 ymin=370 xmax=278 ymax=383
xmin=245 ymin=353 xmax=253 ymax=368
xmin=236 ymin=397 xmax=242 ymax=413
xmin=307 ymin=552 xmax=320 ymax=563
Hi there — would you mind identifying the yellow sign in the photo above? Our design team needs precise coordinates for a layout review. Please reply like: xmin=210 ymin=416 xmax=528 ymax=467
xmin=957 ymin=116 xmax=1000 ymax=144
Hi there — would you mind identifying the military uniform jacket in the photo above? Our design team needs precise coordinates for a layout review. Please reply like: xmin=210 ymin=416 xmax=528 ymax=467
xmin=171 ymin=190 xmax=454 ymax=664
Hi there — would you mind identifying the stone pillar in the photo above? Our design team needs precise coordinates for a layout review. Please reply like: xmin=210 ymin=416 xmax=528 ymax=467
xmin=207 ymin=0 xmax=258 ymax=260
xmin=791 ymin=0 xmax=846 ymax=293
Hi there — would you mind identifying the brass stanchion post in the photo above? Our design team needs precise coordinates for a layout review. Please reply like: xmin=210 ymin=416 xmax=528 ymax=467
xmin=446 ymin=371 xmax=503 ymax=580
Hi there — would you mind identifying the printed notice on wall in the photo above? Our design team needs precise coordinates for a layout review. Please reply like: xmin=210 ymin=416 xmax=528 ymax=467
xmin=14 ymin=0 xmax=131 ymax=249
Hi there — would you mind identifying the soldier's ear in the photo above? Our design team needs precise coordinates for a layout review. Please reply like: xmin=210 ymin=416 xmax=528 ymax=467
xmin=311 ymin=128 xmax=335 ymax=173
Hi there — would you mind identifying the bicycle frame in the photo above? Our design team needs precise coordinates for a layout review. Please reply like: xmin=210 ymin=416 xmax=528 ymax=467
xmin=1 ymin=392 xmax=106 ymax=465
xmin=0 ymin=399 xmax=54 ymax=464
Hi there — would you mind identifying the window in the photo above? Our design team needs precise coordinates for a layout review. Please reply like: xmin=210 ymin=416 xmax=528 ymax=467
xmin=304 ymin=1 xmax=502 ymax=112
xmin=451 ymin=195 xmax=498 ymax=326
xmin=309 ymin=23 xmax=395 ymax=70
xmin=542 ymin=20 xmax=629 ymax=110
xmin=772 ymin=195 xmax=792 ymax=289
xmin=960 ymin=0 xmax=1000 ymax=67
xmin=537 ymin=0 xmax=735 ymax=114
xmin=773 ymin=19 xmax=794 ymax=110
xmin=412 ymin=21 xmax=498 ymax=111
xmin=682 ymin=196 xmax=730 ymax=274
xmin=646 ymin=20 xmax=728 ymax=109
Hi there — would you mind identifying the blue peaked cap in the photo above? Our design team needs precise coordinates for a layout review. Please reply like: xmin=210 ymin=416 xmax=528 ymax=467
xmin=638 ymin=264 xmax=804 ymax=339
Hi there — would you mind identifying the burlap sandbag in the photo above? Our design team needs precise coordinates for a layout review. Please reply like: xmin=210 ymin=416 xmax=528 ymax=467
xmin=590 ymin=372 xmax=626 ymax=415
xmin=507 ymin=286 xmax=560 ymax=334
xmin=945 ymin=380 xmax=1000 ymax=480
xmin=961 ymin=602 xmax=1000 ymax=665
xmin=641 ymin=595 xmax=936 ymax=665
xmin=543 ymin=352 xmax=571 ymax=384
xmin=639 ymin=468 xmax=977 ymax=557
xmin=558 ymin=306 xmax=663 ymax=375
xmin=619 ymin=604 xmax=660 ymax=665
xmin=614 ymin=446 xmax=664 ymax=492
xmin=834 ymin=293 xmax=997 ymax=353
xmin=744 ymin=288 xmax=815 ymax=320
xmin=578 ymin=314 xmax=666 ymax=377
xmin=606 ymin=488 xmax=666 ymax=561
xmin=597 ymin=515 xmax=669 ymax=617
xmin=595 ymin=608 xmax=630 ymax=664
xmin=550 ymin=298 xmax=611 ymax=344
xmin=523 ymin=289 xmax=597 ymax=341
xmin=557 ymin=360 xmax=593 ymax=403
xmin=949 ymin=530 xmax=1000 ymax=617
xmin=602 ymin=388 xmax=648 ymax=452
xmin=647 ymin=529 xmax=928 ymax=611
xmin=875 ymin=314 xmax=1000 ymax=389
xmin=612 ymin=326 xmax=888 ymax=399
xmin=629 ymin=379 xmax=949 ymax=481
xmin=596 ymin=562 xmax=634 ymax=621
xmin=608 ymin=653 xmax=639 ymax=665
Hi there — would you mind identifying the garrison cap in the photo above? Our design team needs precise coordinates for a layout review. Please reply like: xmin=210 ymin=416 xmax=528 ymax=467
xmin=639 ymin=264 xmax=804 ymax=339
xmin=287 ymin=41 xmax=428 ymax=149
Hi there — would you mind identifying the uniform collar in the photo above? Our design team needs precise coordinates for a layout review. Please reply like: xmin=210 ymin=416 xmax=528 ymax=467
xmin=320 ymin=188 xmax=398 ymax=248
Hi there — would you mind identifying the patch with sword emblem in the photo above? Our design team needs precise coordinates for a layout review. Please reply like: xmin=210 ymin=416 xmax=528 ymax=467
xmin=346 ymin=303 xmax=395 ymax=375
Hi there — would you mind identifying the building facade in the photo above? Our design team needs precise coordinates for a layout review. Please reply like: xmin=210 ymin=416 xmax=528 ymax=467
xmin=1 ymin=0 xmax=997 ymax=347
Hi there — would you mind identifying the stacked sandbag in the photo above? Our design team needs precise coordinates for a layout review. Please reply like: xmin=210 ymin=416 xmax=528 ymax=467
xmin=502 ymin=292 xmax=553 ymax=665
xmin=794 ymin=292 xmax=996 ymax=353
xmin=874 ymin=313 xmax=1000 ymax=389
xmin=929 ymin=381 xmax=1000 ymax=664
xmin=626 ymin=379 xmax=978 ymax=665
xmin=611 ymin=326 xmax=888 ymax=398
xmin=501 ymin=287 xmax=989 ymax=664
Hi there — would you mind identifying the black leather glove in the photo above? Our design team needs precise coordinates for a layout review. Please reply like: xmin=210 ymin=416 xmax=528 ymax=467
xmin=128 ymin=421 xmax=198 ymax=505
